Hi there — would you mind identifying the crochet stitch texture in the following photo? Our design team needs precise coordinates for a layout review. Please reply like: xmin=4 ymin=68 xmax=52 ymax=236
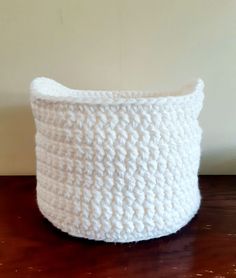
xmin=31 ymin=78 xmax=204 ymax=242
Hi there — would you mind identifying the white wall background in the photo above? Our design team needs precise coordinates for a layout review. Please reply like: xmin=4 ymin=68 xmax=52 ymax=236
xmin=0 ymin=0 xmax=235 ymax=174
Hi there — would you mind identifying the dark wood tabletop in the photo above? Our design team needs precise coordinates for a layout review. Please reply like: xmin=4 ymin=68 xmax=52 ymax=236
xmin=0 ymin=176 xmax=235 ymax=277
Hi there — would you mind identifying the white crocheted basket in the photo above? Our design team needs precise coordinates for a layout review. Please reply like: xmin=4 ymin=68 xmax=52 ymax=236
xmin=31 ymin=77 xmax=204 ymax=243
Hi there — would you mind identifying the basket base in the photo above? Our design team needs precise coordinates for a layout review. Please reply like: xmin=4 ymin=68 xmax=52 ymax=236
xmin=37 ymin=194 xmax=201 ymax=243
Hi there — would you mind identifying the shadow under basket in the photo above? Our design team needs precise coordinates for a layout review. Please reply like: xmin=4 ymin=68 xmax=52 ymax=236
xmin=30 ymin=77 xmax=204 ymax=243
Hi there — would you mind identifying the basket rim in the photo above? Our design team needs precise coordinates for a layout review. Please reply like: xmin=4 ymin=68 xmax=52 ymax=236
xmin=30 ymin=77 xmax=204 ymax=105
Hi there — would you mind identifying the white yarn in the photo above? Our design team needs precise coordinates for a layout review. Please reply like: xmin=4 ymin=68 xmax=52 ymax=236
xmin=31 ymin=77 xmax=204 ymax=242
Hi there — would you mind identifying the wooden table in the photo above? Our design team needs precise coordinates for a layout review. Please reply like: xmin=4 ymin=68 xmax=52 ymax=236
xmin=0 ymin=176 xmax=235 ymax=277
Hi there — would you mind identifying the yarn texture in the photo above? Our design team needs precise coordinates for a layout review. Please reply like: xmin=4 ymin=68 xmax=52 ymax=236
xmin=31 ymin=77 xmax=204 ymax=243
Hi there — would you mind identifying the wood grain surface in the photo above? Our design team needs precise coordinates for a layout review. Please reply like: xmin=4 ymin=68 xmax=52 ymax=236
xmin=0 ymin=176 xmax=236 ymax=277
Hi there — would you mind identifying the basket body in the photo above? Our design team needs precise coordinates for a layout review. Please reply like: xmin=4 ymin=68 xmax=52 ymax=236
xmin=31 ymin=78 xmax=204 ymax=242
